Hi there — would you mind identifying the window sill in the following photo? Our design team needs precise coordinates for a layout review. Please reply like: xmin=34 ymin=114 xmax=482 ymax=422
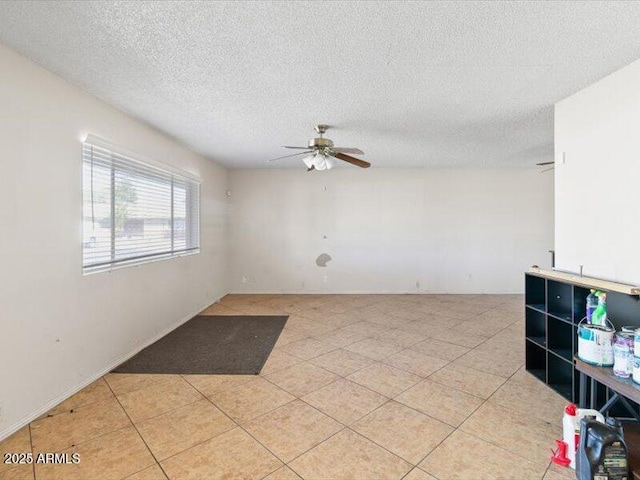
xmin=82 ymin=249 xmax=200 ymax=276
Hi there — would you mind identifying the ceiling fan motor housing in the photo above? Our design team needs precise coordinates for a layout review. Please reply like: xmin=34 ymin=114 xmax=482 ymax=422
xmin=308 ymin=137 xmax=334 ymax=149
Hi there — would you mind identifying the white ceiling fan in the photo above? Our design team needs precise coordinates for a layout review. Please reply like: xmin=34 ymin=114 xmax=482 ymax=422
xmin=268 ymin=125 xmax=371 ymax=171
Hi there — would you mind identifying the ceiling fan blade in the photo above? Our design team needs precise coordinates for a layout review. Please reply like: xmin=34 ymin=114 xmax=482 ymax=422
xmin=267 ymin=151 xmax=313 ymax=163
xmin=331 ymin=147 xmax=364 ymax=155
xmin=283 ymin=146 xmax=312 ymax=149
xmin=536 ymin=161 xmax=555 ymax=166
xmin=332 ymin=153 xmax=371 ymax=168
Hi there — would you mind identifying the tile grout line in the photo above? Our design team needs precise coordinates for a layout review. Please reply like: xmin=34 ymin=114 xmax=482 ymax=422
xmin=424 ymin=316 xmax=526 ymax=379
xmin=399 ymin=466 xmax=438 ymax=480
xmin=103 ymin=374 xmax=177 ymax=398
xmin=180 ymin=374 xmax=296 ymax=474
xmin=459 ymin=360 xmax=559 ymax=474
xmin=257 ymin=364 xmax=444 ymax=474
xmin=261 ymin=367 xmax=343 ymax=398
xmin=106 ymin=375 xmax=207 ymax=426
xmin=448 ymin=427 xmax=549 ymax=477
xmin=348 ymin=403 xmax=449 ymax=468
xmin=421 ymin=365 xmax=509 ymax=401
xmin=415 ymin=358 xmax=549 ymax=478
xmin=28 ymin=423 xmax=36 ymax=480
xmin=28 ymin=399 xmax=142 ymax=458
xmin=103 ymin=377 xmax=171 ymax=480
xmin=157 ymin=377 xmax=245 ymax=463
xmin=30 ymin=384 xmax=115 ymax=421
xmin=279 ymin=426 xmax=349 ymax=479
xmin=402 ymin=305 xmax=530 ymax=474
xmin=38 ymin=425 xmax=135 ymax=473
xmin=337 ymin=352 xmax=480 ymax=471
xmin=255 ymin=352 xmax=418 ymax=475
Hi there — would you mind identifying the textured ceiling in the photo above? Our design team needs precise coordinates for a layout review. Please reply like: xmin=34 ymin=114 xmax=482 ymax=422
xmin=1 ymin=1 xmax=640 ymax=169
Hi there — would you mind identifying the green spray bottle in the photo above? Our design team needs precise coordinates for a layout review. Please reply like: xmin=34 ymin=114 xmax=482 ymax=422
xmin=586 ymin=290 xmax=598 ymax=323
xmin=591 ymin=291 xmax=608 ymax=326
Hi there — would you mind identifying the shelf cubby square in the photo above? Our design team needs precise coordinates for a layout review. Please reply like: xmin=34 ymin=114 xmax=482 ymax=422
xmin=526 ymin=340 xmax=546 ymax=384
xmin=548 ymin=353 xmax=573 ymax=401
xmin=547 ymin=280 xmax=573 ymax=322
xmin=525 ymin=274 xmax=546 ymax=309
xmin=548 ymin=317 xmax=573 ymax=362
xmin=525 ymin=307 xmax=546 ymax=347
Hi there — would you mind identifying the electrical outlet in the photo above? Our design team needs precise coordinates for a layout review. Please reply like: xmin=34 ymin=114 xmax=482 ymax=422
xmin=0 ymin=403 xmax=4 ymax=424
xmin=323 ymin=275 xmax=328 ymax=283
xmin=241 ymin=276 xmax=247 ymax=284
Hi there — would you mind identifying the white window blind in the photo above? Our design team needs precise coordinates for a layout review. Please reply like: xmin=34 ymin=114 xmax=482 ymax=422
xmin=82 ymin=140 xmax=200 ymax=273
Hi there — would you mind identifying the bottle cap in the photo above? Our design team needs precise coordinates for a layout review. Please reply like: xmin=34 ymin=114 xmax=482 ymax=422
xmin=565 ymin=403 xmax=577 ymax=415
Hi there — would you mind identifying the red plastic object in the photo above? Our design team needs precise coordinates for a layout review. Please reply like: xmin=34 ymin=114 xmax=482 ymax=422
xmin=564 ymin=403 xmax=577 ymax=416
xmin=551 ymin=439 xmax=571 ymax=467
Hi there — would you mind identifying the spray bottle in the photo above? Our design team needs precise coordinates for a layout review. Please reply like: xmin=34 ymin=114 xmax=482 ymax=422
xmin=586 ymin=290 xmax=598 ymax=324
xmin=591 ymin=291 xmax=608 ymax=326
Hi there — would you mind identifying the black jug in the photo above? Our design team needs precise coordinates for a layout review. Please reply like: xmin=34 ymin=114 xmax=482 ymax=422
xmin=576 ymin=417 xmax=629 ymax=480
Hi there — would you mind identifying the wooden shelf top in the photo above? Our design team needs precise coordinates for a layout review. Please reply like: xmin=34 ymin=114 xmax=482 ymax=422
xmin=575 ymin=357 xmax=640 ymax=405
xmin=528 ymin=267 xmax=640 ymax=295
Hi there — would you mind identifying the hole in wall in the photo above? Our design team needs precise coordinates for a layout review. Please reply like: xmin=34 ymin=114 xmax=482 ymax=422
xmin=316 ymin=253 xmax=332 ymax=267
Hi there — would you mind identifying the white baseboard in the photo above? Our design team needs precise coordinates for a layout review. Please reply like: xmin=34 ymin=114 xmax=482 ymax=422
xmin=0 ymin=295 xmax=222 ymax=442
xmin=228 ymin=290 xmax=523 ymax=295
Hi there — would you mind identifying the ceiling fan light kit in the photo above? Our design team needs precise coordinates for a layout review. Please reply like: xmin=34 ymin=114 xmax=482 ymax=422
xmin=303 ymin=152 xmax=334 ymax=171
xmin=268 ymin=124 xmax=371 ymax=171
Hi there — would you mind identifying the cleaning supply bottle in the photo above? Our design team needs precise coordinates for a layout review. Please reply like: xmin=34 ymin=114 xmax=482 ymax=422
xmin=591 ymin=291 xmax=608 ymax=326
xmin=552 ymin=404 xmax=577 ymax=468
xmin=586 ymin=290 xmax=598 ymax=324
xmin=562 ymin=403 xmax=578 ymax=468
xmin=576 ymin=417 xmax=629 ymax=480
xmin=613 ymin=333 xmax=634 ymax=378
xmin=552 ymin=403 xmax=605 ymax=470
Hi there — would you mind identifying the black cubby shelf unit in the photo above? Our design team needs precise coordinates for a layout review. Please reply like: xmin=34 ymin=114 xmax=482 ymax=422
xmin=525 ymin=267 xmax=640 ymax=407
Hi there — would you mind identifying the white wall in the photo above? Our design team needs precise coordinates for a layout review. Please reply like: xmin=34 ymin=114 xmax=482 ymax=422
xmin=555 ymin=58 xmax=640 ymax=285
xmin=0 ymin=44 xmax=228 ymax=440
xmin=229 ymin=168 xmax=553 ymax=294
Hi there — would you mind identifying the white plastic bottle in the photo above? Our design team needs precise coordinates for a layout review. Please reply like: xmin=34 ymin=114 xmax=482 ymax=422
xmin=562 ymin=403 xmax=605 ymax=469
xmin=562 ymin=404 xmax=577 ymax=468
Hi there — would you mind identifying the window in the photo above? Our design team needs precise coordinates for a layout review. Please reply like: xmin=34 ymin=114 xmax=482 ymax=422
xmin=82 ymin=137 xmax=200 ymax=273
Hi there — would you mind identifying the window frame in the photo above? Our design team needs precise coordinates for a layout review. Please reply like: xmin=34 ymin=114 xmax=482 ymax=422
xmin=82 ymin=135 xmax=201 ymax=275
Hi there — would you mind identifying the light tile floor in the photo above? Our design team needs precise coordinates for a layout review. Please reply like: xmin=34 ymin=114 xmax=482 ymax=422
xmin=0 ymin=294 xmax=575 ymax=480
